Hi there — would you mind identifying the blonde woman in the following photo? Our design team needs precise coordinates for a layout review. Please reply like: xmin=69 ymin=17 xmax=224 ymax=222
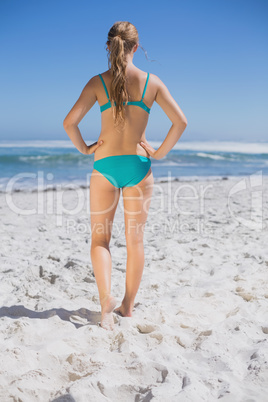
xmin=63 ymin=21 xmax=187 ymax=330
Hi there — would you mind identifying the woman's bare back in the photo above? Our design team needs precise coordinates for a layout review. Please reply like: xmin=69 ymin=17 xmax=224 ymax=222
xmin=94 ymin=67 xmax=157 ymax=162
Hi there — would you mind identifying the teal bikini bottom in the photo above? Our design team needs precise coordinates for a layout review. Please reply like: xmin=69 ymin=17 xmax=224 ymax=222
xmin=93 ymin=154 xmax=151 ymax=188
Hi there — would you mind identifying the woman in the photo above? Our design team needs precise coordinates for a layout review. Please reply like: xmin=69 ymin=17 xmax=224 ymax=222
xmin=63 ymin=21 xmax=187 ymax=330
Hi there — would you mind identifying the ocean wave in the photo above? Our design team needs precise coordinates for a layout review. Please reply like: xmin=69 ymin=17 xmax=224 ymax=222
xmin=0 ymin=140 xmax=75 ymax=148
xmin=0 ymin=153 xmax=91 ymax=165
xmin=196 ymin=152 xmax=229 ymax=160
xmin=19 ymin=155 xmax=52 ymax=162
xmin=152 ymin=162 xmax=198 ymax=166
xmin=1 ymin=140 xmax=268 ymax=154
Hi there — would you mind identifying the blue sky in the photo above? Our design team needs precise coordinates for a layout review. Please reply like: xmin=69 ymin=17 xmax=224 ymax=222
xmin=0 ymin=0 xmax=267 ymax=142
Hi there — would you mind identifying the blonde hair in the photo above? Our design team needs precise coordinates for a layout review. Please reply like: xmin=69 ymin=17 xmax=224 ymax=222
xmin=106 ymin=21 xmax=139 ymax=128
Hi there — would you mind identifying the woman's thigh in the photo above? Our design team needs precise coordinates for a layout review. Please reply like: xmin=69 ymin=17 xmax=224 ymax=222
xmin=122 ymin=168 xmax=154 ymax=244
xmin=90 ymin=169 xmax=121 ymax=243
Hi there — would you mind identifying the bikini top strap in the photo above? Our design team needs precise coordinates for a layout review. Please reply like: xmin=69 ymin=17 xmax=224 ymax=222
xmin=98 ymin=74 xmax=110 ymax=100
xmin=141 ymin=72 xmax=150 ymax=101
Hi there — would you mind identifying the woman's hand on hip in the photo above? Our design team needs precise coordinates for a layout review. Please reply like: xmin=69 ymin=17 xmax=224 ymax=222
xmin=85 ymin=140 xmax=104 ymax=155
xmin=139 ymin=140 xmax=163 ymax=160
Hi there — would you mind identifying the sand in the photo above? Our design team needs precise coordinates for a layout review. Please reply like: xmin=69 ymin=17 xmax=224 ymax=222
xmin=0 ymin=175 xmax=267 ymax=401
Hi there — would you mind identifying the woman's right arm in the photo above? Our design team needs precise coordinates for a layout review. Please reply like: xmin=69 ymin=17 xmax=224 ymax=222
xmin=140 ymin=74 xmax=188 ymax=159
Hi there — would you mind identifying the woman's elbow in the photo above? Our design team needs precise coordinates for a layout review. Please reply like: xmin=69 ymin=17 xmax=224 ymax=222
xmin=63 ymin=118 xmax=74 ymax=130
xmin=174 ymin=117 xmax=188 ymax=127
xmin=181 ymin=113 xmax=188 ymax=126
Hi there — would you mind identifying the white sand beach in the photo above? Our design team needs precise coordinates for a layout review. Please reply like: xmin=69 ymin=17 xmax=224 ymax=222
xmin=0 ymin=175 xmax=267 ymax=401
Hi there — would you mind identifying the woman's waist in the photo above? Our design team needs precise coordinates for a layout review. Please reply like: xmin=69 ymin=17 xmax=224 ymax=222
xmin=94 ymin=144 xmax=149 ymax=162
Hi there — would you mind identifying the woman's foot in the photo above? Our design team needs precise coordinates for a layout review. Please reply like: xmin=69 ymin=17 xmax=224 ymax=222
xmin=114 ymin=303 xmax=134 ymax=317
xmin=100 ymin=294 xmax=117 ymax=330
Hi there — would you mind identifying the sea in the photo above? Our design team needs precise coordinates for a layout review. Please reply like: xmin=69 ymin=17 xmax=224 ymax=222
xmin=0 ymin=140 xmax=267 ymax=192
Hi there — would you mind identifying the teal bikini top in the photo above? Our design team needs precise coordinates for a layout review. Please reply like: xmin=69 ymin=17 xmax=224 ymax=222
xmin=98 ymin=72 xmax=151 ymax=114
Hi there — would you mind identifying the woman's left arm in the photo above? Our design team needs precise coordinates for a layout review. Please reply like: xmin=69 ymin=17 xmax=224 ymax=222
xmin=63 ymin=76 xmax=103 ymax=154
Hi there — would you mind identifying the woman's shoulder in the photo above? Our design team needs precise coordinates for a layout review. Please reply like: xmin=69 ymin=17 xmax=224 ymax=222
xmin=85 ymin=73 xmax=107 ymax=89
xmin=148 ymin=73 xmax=165 ymax=85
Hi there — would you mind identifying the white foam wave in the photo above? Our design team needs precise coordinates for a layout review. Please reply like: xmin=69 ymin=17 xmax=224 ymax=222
xmin=149 ymin=141 xmax=268 ymax=154
xmin=196 ymin=152 xmax=227 ymax=160
xmin=19 ymin=156 xmax=51 ymax=161
xmin=153 ymin=162 xmax=197 ymax=166
xmin=0 ymin=140 xmax=75 ymax=148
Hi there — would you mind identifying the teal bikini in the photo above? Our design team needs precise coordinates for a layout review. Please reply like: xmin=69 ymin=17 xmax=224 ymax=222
xmin=98 ymin=72 xmax=151 ymax=114
xmin=93 ymin=73 xmax=152 ymax=189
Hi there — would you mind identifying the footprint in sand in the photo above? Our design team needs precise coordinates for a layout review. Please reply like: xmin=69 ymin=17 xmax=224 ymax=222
xmin=136 ymin=324 xmax=158 ymax=334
